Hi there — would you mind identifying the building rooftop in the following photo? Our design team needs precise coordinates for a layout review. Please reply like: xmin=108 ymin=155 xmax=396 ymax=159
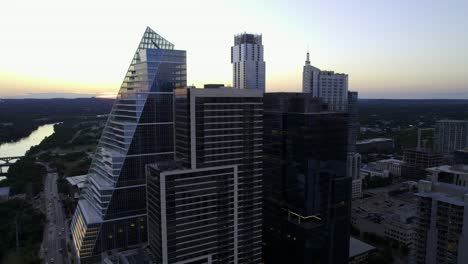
xmin=77 ymin=199 xmax=102 ymax=224
xmin=357 ymin=138 xmax=393 ymax=144
xmin=0 ymin=187 xmax=10 ymax=197
xmin=66 ymin=175 xmax=88 ymax=189
xmin=147 ymin=161 xmax=186 ymax=173
xmin=361 ymin=164 xmax=388 ymax=173
xmin=118 ymin=249 xmax=151 ymax=264
xmin=264 ymin=93 xmax=327 ymax=113
xmin=353 ymin=189 xmax=417 ymax=224
xmin=377 ymin=158 xmax=404 ymax=165
xmin=405 ymin=147 xmax=439 ymax=154
xmin=178 ymin=86 xmax=263 ymax=97
xmin=417 ymin=186 xmax=467 ymax=206
xmin=203 ymin=84 xmax=225 ymax=89
xmin=436 ymin=120 xmax=468 ymax=123
xmin=349 ymin=237 xmax=375 ymax=258
xmin=427 ymin=164 xmax=468 ymax=174
xmin=234 ymin=33 xmax=262 ymax=45
xmin=320 ymin=70 xmax=348 ymax=76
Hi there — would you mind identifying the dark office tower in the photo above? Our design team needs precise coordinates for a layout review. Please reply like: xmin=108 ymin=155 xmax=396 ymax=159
xmin=347 ymin=91 xmax=361 ymax=181
xmin=347 ymin=91 xmax=359 ymax=153
xmin=262 ymin=93 xmax=351 ymax=264
xmin=70 ymin=27 xmax=186 ymax=263
xmin=401 ymin=148 xmax=443 ymax=180
xmin=147 ymin=87 xmax=264 ymax=264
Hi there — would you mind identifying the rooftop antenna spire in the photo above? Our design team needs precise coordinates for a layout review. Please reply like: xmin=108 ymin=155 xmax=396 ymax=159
xmin=306 ymin=45 xmax=310 ymax=65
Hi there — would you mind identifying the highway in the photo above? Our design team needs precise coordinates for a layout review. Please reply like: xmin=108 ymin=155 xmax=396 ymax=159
xmin=41 ymin=166 xmax=70 ymax=264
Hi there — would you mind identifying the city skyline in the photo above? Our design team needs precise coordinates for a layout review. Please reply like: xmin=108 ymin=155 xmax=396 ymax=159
xmin=1 ymin=0 xmax=467 ymax=99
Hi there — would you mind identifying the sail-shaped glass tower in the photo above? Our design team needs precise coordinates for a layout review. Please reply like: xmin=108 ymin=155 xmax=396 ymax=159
xmin=70 ymin=27 xmax=186 ymax=263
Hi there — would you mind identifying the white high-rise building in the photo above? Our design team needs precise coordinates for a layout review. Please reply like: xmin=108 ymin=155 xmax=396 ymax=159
xmin=435 ymin=120 xmax=468 ymax=155
xmin=302 ymin=52 xmax=348 ymax=111
xmin=231 ymin=33 xmax=265 ymax=91
xmin=348 ymin=152 xmax=362 ymax=179
xmin=414 ymin=165 xmax=468 ymax=264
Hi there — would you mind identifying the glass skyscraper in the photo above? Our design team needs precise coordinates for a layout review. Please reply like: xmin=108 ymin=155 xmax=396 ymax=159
xmin=262 ymin=93 xmax=351 ymax=264
xmin=70 ymin=27 xmax=186 ymax=263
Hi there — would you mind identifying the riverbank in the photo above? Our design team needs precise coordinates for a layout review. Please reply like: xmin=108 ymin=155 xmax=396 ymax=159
xmin=0 ymin=123 xmax=57 ymax=158
xmin=0 ymin=98 xmax=113 ymax=144
xmin=0 ymin=123 xmax=56 ymax=263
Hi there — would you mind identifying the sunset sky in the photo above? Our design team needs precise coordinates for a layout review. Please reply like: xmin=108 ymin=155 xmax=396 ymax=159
xmin=0 ymin=0 xmax=467 ymax=98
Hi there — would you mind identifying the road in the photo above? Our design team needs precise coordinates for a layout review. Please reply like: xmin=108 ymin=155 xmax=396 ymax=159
xmin=41 ymin=166 xmax=70 ymax=264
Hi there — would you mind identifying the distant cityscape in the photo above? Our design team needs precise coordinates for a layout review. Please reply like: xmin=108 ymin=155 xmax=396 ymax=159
xmin=0 ymin=26 xmax=468 ymax=264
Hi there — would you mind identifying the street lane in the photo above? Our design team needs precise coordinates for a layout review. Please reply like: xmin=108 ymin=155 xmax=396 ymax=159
xmin=41 ymin=164 xmax=70 ymax=264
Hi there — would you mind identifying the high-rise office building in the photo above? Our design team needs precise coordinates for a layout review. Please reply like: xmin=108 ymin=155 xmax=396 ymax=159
xmin=302 ymin=53 xmax=358 ymax=186
xmin=349 ymin=153 xmax=362 ymax=199
xmin=147 ymin=87 xmax=264 ymax=264
xmin=347 ymin=91 xmax=361 ymax=195
xmin=262 ymin=93 xmax=351 ymax=264
xmin=414 ymin=164 xmax=468 ymax=264
xmin=347 ymin=153 xmax=361 ymax=180
xmin=302 ymin=52 xmax=348 ymax=112
xmin=435 ymin=120 xmax=468 ymax=155
xmin=70 ymin=27 xmax=186 ymax=263
xmin=231 ymin=33 xmax=265 ymax=91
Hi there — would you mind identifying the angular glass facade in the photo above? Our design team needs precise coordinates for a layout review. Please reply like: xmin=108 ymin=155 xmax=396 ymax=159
xmin=70 ymin=27 xmax=186 ymax=263
xmin=262 ymin=93 xmax=351 ymax=264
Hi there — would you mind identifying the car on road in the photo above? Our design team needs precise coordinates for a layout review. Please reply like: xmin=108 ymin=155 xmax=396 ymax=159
xmin=58 ymin=232 xmax=62 ymax=236
xmin=59 ymin=248 xmax=63 ymax=252
xmin=50 ymin=258 xmax=54 ymax=263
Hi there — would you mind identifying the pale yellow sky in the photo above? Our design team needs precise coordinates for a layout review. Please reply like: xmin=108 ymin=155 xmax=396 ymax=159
xmin=0 ymin=0 xmax=467 ymax=98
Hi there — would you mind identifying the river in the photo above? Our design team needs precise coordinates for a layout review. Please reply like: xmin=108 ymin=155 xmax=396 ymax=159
xmin=0 ymin=123 xmax=57 ymax=177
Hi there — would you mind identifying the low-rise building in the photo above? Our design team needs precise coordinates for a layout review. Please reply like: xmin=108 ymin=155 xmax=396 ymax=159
xmin=360 ymin=164 xmax=390 ymax=178
xmin=349 ymin=237 xmax=376 ymax=264
xmin=65 ymin=175 xmax=87 ymax=200
xmin=356 ymin=138 xmax=394 ymax=154
xmin=375 ymin=159 xmax=404 ymax=177
xmin=384 ymin=213 xmax=416 ymax=246
xmin=352 ymin=190 xmax=417 ymax=247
